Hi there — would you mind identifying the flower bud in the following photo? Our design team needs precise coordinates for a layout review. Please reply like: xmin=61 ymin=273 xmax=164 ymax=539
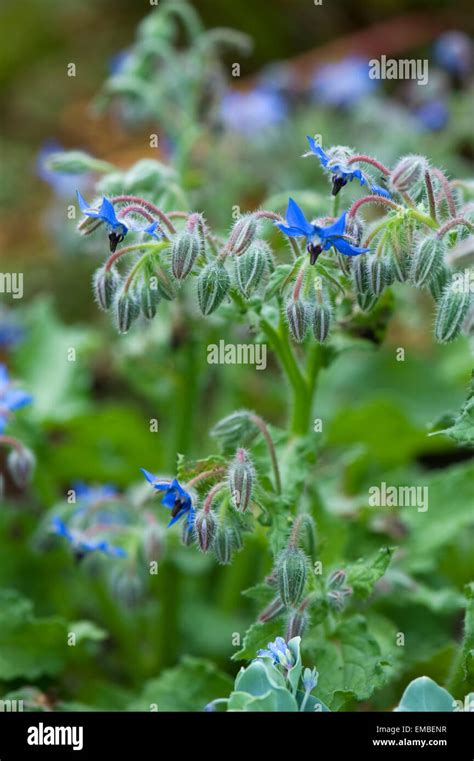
xmin=110 ymin=567 xmax=145 ymax=608
xmin=286 ymin=609 xmax=308 ymax=640
xmin=228 ymin=448 xmax=254 ymax=512
xmin=277 ymin=547 xmax=307 ymax=607
xmin=171 ymin=230 xmax=200 ymax=280
xmin=286 ymin=299 xmax=308 ymax=343
xmin=258 ymin=596 xmax=285 ymax=623
xmin=115 ymin=291 xmax=140 ymax=333
xmin=327 ymin=587 xmax=353 ymax=612
xmin=93 ymin=265 xmax=121 ymax=311
xmin=210 ymin=410 xmax=258 ymax=451
xmin=429 ymin=264 xmax=450 ymax=302
xmin=352 ymin=254 xmax=370 ymax=296
xmin=312 ymin=299 xmax=332 ymax=343
xmin=387 ymin=229 xmax=410 ymax=282
xmin=7 ymin=447 xmax=36 ymax=489
xmin=234 ymin=240 xmax=268 ymax=298
xmin=213 ymin=527 xmax=234 ymax=565
xmin=155 ymin=265 xmax=177 ymax=301
xmin=345 ymin=216 xmax=364 ymax=246
xmin=410 ymin=237 xmax=446 ymax=288
xmin=197 ymin=262 xmax=231 ymax=315
xmin=327 ymin=569 xmax=347 ymax=589
xmin=194 ymin=509 xmax=217 ymax=552
xmin=366 ymin=256 xmax=388 ymax=297
xmin=390 ymin=155 xmax=427 ymax=193
xmin=434 ymin=279 xmax=471 ymax=343
xmin=227 ymin=215 xmax=258 ymax=255
xmin=140 ymin=282 xmax=161 ymax=319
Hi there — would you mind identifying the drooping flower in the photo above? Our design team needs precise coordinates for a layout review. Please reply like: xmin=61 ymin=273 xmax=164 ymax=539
xmin=0 ymin=365 xmax=32 ymax=433
xmin=51 ymin=516 xmax=127 ymax=558
xmin=141 ymin=469 xmax=195 ymax=527
xmin=306 ymin=137 xmax=391 ymax=198
xmin=76 ymin=191 xmax=129 ymax=252
xmin=277 ymin=198 xmax=370 ymax=264
xmin=257 ymin=636 xmax=295 ymax=669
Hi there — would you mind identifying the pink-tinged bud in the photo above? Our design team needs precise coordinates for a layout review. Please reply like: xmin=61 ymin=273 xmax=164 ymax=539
xmin=390 ymin=155 xmax=427 ymax=193
xmin=327 ymin=569 xmax=346 ymax=589
xmin=194 ymin=509 xmax=217 ymax=552
xmin=213 ymin=527 xmax=234 ymax=565
xmin=228 ymin=448 xmax=254 ymax=512
xmin=258 ymin=596 xmax=285 ymax=623
xmin=93 ymin=265 xmax=121 ymax=311
xmin=286 ymin=299 xmax=308 ymax=343
xmin=286 ymin=609 xmax=308 ymax=640
xmin=227 ymin=215 xmax=258 ymax=255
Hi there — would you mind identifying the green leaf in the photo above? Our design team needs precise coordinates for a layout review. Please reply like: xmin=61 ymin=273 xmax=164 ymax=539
xmin=462 ymin=583 xmax=474 ymax=688
xmin=0 ymin=590 xmax=67 ymax=680
xmin=265 ymin=264 xmax=293 ymax=299
xmin=304 ymin=615 xmax=390 ymax=710
xmin=346 ymin=547 xmax=395 ymax=600
xmin=431 ymin=373 xmax=474 ymax=447
xmin=128 ymin=657 xmax=232 ymax=712
xmin=232 ymin=619 xmax=285 ymax=662
xmin=68 ymin=620 xmax=108 ymax=645
xmin=394 ymin=677 xmax=455 ymax=712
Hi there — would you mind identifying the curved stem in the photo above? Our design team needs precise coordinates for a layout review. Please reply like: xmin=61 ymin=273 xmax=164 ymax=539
xmin=437 ymin=217 xmax=474 ymax=238
xmin=105 ymin=243 xmax=160 ymax=272
xmin=118 ymin=205 xmax=155 ymax=223
xmin=424 ymin=171 xmax=437 ymax=224
xmin=249 ymin=413 xmax=281 ymax=494
xmin=347 ymin=155 xmax=390 ymax=175
xmin=111 ymin=196 xmax=177 ymax=233
xmin=123 ymin=241 xmax=169 ymax=292
xmin=186 ymin=467 xmax=227 ymax=489
xmin=0 ymin=434 xmax=24 ymax=452
xmin=432 ymin=168 xmax=457 ymax=217
xmin=203 ymin=481 xmax=227 ymax=513
xmin=348 ymin=195 xmax=400 ymax=219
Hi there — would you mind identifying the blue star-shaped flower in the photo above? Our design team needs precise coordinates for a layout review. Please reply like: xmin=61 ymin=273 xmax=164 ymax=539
xmin=141 ymin=469 xmax=194 ymax=527
xmin=277 ymin=198 xmax=370 ymax=263
xmin=306 ymin=137 xmax=391 ymax=199
xmin=77 ymin=191 xmax=129 ymax=253
xmin=0 ymin=364 xmax=32 ymax=433
xmin=257 ymin=637 xmax=295 ymax=668
xmin=51 ymin=516 xmax=127 ymax=558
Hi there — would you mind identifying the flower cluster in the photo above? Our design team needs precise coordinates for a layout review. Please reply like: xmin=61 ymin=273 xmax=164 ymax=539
xmin=77 ymin=136 xmax=473 ymax=347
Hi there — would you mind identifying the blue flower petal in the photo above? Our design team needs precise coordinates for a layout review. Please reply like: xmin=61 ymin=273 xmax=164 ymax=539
xmin=332 ymin=238 xmax=370 ymax=256
xmin=306 ymin=136 xmax=330 ymax=166
xmin=285 ymin=198 xmax=315 ymax=237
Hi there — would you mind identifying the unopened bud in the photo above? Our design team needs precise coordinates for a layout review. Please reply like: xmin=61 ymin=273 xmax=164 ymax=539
xmin=352 ymin=254 xmax=370 ymax=296
xmin=234 ymin=240 xmax=268 ymax=298
xmin=227 ymin=215 xmax=258 ymax=255
xmin=434 ymin=279 xmax=471 ymax=343
xmin=327 ymin=586 xmax=353 ymax=612
xmin=110 ymin=567 xmax=144 ymax=608
xmin=214 ymin=527 xmax=234 ymax=565
xmin=228 ymin=448 xmax=254 ymax=512
xmin=327 ymin=569 xmax=347 ymax=589
xmin=388 ymin=229 xmax=411 ymax=282
xmin=171 ymin=230 xmax=200 ymax=280
xmin=155 ymin=264 xmax=177 ymax=301
xmin=93 ymin=265 xmax=121 ymax=311
xmin=115 ymin=291 xmax=140 ymax=333
xmin=7 ymin=447 xmax=36 ymax=489
xmin=429 ymin=264 xmax=450 ymax=302
xmin=312 ymin=299 xmax=332 ymax=343
xmin=258 ymin=596 xmax=285 ymax=623
xmin=140 ymin=283 xmax=161 ymax=319
xmin=390 ymin=155 xmax=427 ymax=193
xmin=286 ymin=609 xmax=308 ymax=640
xmin=210 ymin=410 xmax=258 ymax=452
xmin=286 ymin=299 xmax=308 ymax=343
xmin=277 ymin=547 xmax=307 ymax=606
xmin=410 ymin=237 xmax=446 ymax=288
xmin=198 ymin=262 xmax=231 ymax=315
xmin=366 ymin=256 xmax=388 ymax=297
xmin=194 ymin=509 xmax=217 ymax=552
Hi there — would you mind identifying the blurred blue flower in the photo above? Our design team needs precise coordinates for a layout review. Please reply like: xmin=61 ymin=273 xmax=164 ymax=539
xmin=108 ymin=49 xmax=132 ymax=76
xmin=277 ymin=198 xmax=370 ymax=263
xmin=311 ymin=57 xmax=377 ymax=108
xmin=141 ymin=469 xmax=194 ymax=527
xmin=434 ymin=32 xmax=473 ymax=78
xmin=306 ymin=137 xmax=391 ymax=197
xmin=0 ymin=313 xmax=25 ymax=350
xmin=257 ymin=636 xmax=295 ymax=668
xmin=219 ymin=86 xmax=287 ymax=136
xmin=0 ymin=364 xmax=32 ymax=433
xmin=37 ymin=141 xmax=88 ymax=198
xmin=77 ymin=191 xmax=129 ymax=252
xmin=51 ymin=516 xmax=127 ymax=558
xmin=72 ymin=482 xmax=118 ymax=506
xmin=414 ymin=100 xmax=449 ymax=132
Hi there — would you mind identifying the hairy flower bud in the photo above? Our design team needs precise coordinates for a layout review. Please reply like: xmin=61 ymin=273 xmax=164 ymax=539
xmin=327 ymin=587 xmax=353 ymax=612
xmin=210 ymin=410 xmax=258 ymax=451
xmin=228 ymin=448 xmax=254 ymax=512
xmin=258 ymin=596 xmax=285 ymax=623
xmin=227 ymin=215 xmax=258 ymax=255
xmin=366 ymin=256 xmax=388 ymax=297
xmin=234 ymin=240 xmax=268 ymax=298
xmin=155 ymin=264 xmax=177 ymax=301
xmin=214 ymin=527 xmax=234 ymax=565
xmin=277 ymin=547 xmax=307 ymax=607
xmin=7 ymin=447 xmax=36 ymax=489
xmin=140 ymin=282 xmax=161 ymax=319
xmin=387 ymin=229 xmax=411 ymax=282
xmin=171 ymin=230 xmax=200 ymax=280
xmin=93 ymin=265 xmax=121 ymax=311
xmin=197 ymin=262 xmax=231 ymax=315
xmin=286 ymin=299 xmax=308 ymax=343
xmin=434 ymin=279 xmax=471 ymax=343
xmin=110 ymin=567 xmax=144 ymax=608
xmin=286 ymin=609 xmax=309 ymax=640
xmin=429 ymin=264 xmax=450 ymax=302
xmin=115 ymin=291 xmax=140 ymax=333
xmin=312 ymin=299 xmax=332 ymax=343
xmin=410 ymin=237 xmax=446 ymax=288
xmin=352 ymin=254 xmax=370 ymax=296
xmin=390 ymin=155 xmax=427 ymax=193
xmin=194 ymin=509 xmax=217 ymax=552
